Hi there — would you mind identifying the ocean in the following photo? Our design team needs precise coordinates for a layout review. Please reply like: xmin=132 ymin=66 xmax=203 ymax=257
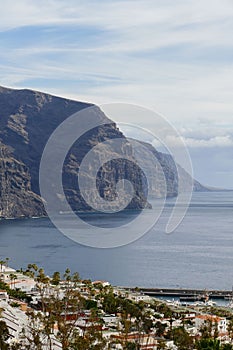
xmin=0 ymin=192 xmax=233 ymax=290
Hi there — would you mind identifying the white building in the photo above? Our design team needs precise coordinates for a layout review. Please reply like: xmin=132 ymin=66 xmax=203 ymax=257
xmin=195 ymin=315 xmax=227 ymax=334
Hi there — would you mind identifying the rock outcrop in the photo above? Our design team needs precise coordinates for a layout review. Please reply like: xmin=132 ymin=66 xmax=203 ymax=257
xmin=0 ymin=86 xmax=209 ymax=218
xmin=0 ymin=86 xmax=148 ymax=217
xmin=134 ymin=140 xmax=208 ymax=198
xmin=0 ymin=143 xmax=45 ymax=217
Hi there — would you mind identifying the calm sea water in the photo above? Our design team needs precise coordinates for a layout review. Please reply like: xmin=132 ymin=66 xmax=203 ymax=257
xmin=0 ymin=192 xmax=233 ymax=290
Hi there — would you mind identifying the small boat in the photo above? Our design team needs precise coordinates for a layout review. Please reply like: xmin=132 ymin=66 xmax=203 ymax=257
xmin=205 ymin=300 xmax=216 ymax=306
xmin=180 ymin=294 xmax=209 ymax=303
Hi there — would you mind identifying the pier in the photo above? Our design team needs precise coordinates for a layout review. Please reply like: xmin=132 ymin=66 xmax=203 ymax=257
xmin=125 ymin=287 xmax=233 ymax=300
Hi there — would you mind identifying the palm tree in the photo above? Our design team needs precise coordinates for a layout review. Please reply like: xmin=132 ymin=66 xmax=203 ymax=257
xmin=0 ymin=260 xmax=6 ymax=273
xmin=13 ymin=274 xmax=17 ymax=289
xmin=9 ymin=273 xmax=17 ymax=289
xmin=51 ymin=271 xmax=61 ymax=286
xmin=5 ymin=258 xmax=9 ymax=268
xmin=26 ymin=263 xmax=39 ymax=278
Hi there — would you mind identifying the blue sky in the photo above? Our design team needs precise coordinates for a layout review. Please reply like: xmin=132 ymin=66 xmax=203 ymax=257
xmin=0 ymin=0 xmax=233 ymax=187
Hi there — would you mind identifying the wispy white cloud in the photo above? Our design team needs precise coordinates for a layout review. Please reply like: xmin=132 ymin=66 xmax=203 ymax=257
xmin=151 ymin=133 xmax=233 ymax=150
xmin=183 ymin=135 xmax=233 ymax=148
xmin=0 ymin=0 xmax=233 ymax=187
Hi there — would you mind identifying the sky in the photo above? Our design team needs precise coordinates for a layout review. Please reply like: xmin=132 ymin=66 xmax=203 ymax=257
xmin=0 ymin=0 xmax=233 ymax=188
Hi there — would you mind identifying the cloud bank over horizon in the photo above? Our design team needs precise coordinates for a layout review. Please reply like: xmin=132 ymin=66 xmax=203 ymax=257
xmin=0 ymin=0 xmax=233 ymax=187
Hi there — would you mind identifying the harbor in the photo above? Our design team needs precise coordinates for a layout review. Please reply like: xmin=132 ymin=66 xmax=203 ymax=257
xmin=122 ymin=287 xmax=233 ymax=306
xmin=138 ymin=287 xmax=233 ymax=300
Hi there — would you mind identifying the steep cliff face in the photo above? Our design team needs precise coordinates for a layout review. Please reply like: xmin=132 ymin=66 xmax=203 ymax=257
xmin=0 ymin=86 xmax=208 ymax=218
xmin=0 ymin=86 xmax=148 ymax=217
xmin=134 ymin=140 xmax=208 ymax=197
xmin=0 ymin=144 xmax=45 ymax=217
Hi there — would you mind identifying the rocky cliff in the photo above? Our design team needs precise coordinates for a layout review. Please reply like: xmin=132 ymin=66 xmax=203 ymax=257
xmin=0 ymin=86 xmax=148 ymax=218
xmin=0 ymin=86 xmax=208 ymax=218
xmin=0 ymin=143 xmax=45 ymax=217
xmin=134 ymin=140 xmax=208 ymax=198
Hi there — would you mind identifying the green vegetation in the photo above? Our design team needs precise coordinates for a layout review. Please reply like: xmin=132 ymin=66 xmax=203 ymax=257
xmin=1 ymin=262 xmax=233 ymax=349
xmin=0 ymin=320 xmax=10 ymax=350
xmin=196 ymin=339 xmax=233 ymax=350
xmin=0 ymin=280 xmax=31 ymax=302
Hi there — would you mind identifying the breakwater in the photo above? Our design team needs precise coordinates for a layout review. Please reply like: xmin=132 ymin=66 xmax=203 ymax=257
xmin=125 ymin=287 xmax=233 ymax=300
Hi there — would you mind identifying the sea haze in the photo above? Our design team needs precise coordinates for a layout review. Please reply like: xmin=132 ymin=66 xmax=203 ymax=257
xmin=0 ymin=192 xmax=233 ymax=290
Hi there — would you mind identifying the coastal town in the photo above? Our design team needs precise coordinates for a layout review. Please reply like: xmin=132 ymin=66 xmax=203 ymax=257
xmin=0 ymin=260 xmax=233 ymax=349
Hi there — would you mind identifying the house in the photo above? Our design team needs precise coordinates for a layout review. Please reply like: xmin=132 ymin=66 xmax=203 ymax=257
xmin=111 ymin=333 xmax=158 ymax=349
xmin=0 ymin=290 xmax=9 ymax=301
xmin=127 ymin=292 xmax=152 ymax=303
xmin=195 ymin=314 xmax=227 ymax=333
xmin=92 ymin=280 xmax=110 ymax=287
xmin=102 ymin=314 xmax=120 ymax=328
xmin=0 ymin=300 xmax=28 ymax=341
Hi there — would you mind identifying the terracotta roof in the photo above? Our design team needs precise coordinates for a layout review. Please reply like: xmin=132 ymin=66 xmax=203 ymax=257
xmin=196 ymin=315 xmax=224 ymax=322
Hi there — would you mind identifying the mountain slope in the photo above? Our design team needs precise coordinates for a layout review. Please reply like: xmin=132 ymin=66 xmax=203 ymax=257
xmin=0 ymin=143 xmax=45 ymax=218
xmin=0 ymin=86 xmax=209 ymax=218
xmin=133 ymin=140 xmax=208 ymax=197
xmin=0 ymin=86 xmax=148 ymax=218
